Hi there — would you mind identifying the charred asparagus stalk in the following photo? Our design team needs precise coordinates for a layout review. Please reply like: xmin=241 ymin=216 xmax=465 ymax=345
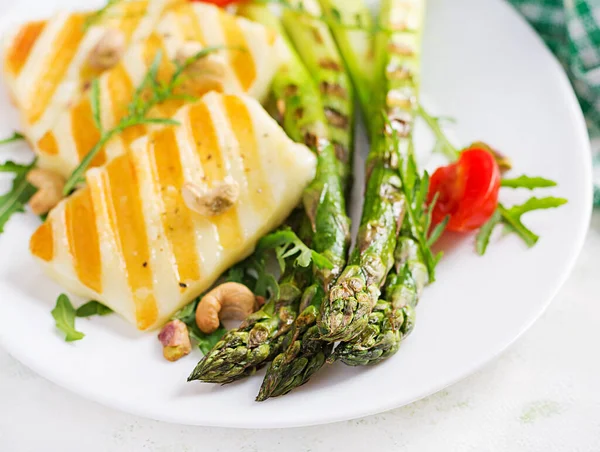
xmin=241 ymin=4 xmax=353 ymax=399
xmin=239 ymin=3 xmax=350 ymax=283
xmin=318 ymin=0 xmax=425 ymax=342
xmin=190 ymin=5 xmax=351 ymax=386
xmin=257 ymin=284 xmax=332 ymax=399
xmin=281 ymin=0 xmax=355 ymax=186
xmin=188 ymin=269 xmax=305 ymax=384
xmin=317 ymin=0 xmax=374 ymax=122
xmin=331 ymin=234 xmax=428 ymax=366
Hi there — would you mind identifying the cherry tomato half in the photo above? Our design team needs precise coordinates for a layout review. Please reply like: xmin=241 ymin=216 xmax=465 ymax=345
xmin=190 ymin=0 xmax=240 ymax=6
xmin=427 ymin=148 xmax=501 ymax=232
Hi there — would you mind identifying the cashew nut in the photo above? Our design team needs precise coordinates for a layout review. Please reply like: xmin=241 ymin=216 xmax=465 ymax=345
xmin=175 ymin=41 xmax=227 ymax=78
xmin=26 ymin=169 xmax=65 ymax=215
xmin=196 ymin=282 xmax=258 ymax=334
xmin=88 ymin=28 xmax=125 ymax=70
xmin=182 ymin=177 xmax=240 ymax=217
xmin=158 ymin=319 xmax=192 ymax=362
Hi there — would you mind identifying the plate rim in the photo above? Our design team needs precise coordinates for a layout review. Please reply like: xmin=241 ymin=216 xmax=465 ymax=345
xmin=0 ymin=0 xmax=594 ymax=428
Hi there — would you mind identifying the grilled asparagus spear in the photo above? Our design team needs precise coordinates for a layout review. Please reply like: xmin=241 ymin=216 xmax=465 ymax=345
xmin=239 ymin=3 xmax=350 ymax=283
xmin=241 ymin=4 xmax=354 ymax=399
xmin=257 ymin=284 xmax=332 ymax=400
xmin=281 ymin=0 xmax=355 ymax=186
xmin=317 ymin=0 xmax=374 ymax=122
xmin=331 ymin=235 xmax=428 ymax=366
xmin=188 ymin=270 xmax=305 ymax=384
xmin=319 ymin=0 xmax=425 ymax=342
xmin=190 ymin=5 xmax=351 ymax=386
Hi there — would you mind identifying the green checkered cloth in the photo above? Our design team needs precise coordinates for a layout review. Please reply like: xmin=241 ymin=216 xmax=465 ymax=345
xmin=509 ymin=0 xmax=600 ymax=205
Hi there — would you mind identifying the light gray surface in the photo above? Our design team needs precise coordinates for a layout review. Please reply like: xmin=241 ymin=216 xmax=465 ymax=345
xmin=1 ymin=212 xmax=598 ymax=452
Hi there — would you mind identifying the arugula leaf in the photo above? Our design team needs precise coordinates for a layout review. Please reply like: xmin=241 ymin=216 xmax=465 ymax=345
xmin=0 ymin=160 xmax=37 ymax=234
xmin=506 ymin=196 xmax=568 ymax=218
xmin=226 ymin=254 xmax=281 ymax=302
xmin=188 ymin=323 xmax=227 ymax=356
xmin=173 ymin=298 xmax=227 ymax=355
xmin=76 ymin=300 xmax=113 ymax=317
xmin=476 ymin=210 xmax=502 ymax=255
xmin=51 ymin=294 xmax=85 ymax=342
xmin=501 ymin=175 xmax=557 ymax=189
xmin=477 ymin=197 xmax=568 ymax=253
xmin=418 ymin=105 xmax=460 ymax=161
xmin=257 ymin=229 xmax=333 ymax=272
xmin=0 ymin=132 xmax=25 ymax=146
xmin=427 ymin=215 xmax=449 ymax=247
xmin=396 ymin=150 xmax=440 ymax=282
xmin=173 ymin=298 xmax=200 ymax=325
xmin=0 ymin=161 xmax=29 ymax=173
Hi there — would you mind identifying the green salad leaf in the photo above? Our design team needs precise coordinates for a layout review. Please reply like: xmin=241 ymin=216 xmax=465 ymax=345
xmin=76 ymin=301 xmax=113 ymax=317
xmin=0 ymin=160 xmax=37 ymax=234
xmin=257 ymin=229 xmax=333 ymax=272
xmin=52 ymin=294 xmax=85 ymax=342
xmin=0 ymin=132 xmax=25 ymax=146
xmin=476 ymin=210 xmax=502 ymax=255
xmin=172 ymin=298 xmax=227 ymax=355
xmin=501 ymin=175 xmax=558 ymax=189
xmin=477 ymin=197 xmax=568 ymax=255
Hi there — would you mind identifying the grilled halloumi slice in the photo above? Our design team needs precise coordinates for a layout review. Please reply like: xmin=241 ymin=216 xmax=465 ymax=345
xmin=30 ymin=92 xmax=317 ymax=331
xmin=24 ymin=2 xmax=284 ymax=177
xmin=3 ymin=0 xmax=182 ymax=142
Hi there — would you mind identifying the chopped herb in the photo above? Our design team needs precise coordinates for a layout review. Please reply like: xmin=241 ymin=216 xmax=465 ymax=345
xmin=52 ymin=294 xmax=85 ymax=342
xmin=76 ymin=300 xmax=113 ymax=317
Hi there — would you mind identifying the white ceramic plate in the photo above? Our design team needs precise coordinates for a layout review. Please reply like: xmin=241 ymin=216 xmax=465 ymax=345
xmin=0 ymin=0 xmax=592 ymax=428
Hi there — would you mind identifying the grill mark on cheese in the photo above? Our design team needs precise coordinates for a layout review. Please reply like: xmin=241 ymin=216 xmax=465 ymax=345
xmin=5 ymin=20 xmax=47 ymax=76
xmin=27 ymin=14 xmax=87 ymax=124
xmin=30 ymin=219 xmax=54 ymax=262
xmin=223 ymin=95 xmax=273 ymax=218
xmin=188 ymin=102 xmax=243 ymax=250
xmin=104 ymin=153 xmax=158 ymax=330
xmin=219 ymin=11 xmax=256 ymax=92
xmin=72 ymin=97 xmax=105 ymax=168
xmin=150 ymin=127 xmax=201 ymax=287
xmin=118 ymin=1 xmax=150 ymax=40
xmin=178 ymin=4 xmax=207 ymax=44
xmin=65 ymin=190 xmax=102 ymax=293
xmin=106 ymin=64 xmax=147 ymax=147
xmin=37 ymin=131 xmax=59 ymax=156
xmin=140 ymin=33 xmax=184 ymax=120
